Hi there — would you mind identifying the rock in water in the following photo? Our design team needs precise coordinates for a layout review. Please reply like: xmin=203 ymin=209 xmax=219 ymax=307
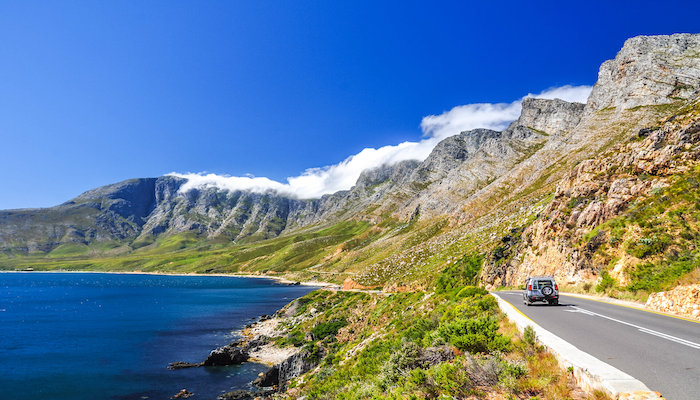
xmin=253 ymin=365 xmax=279 ymax=387
xmin=167 ymin=361 xmax=203 ymax=369
xmin=170 ymin=389 xmax=193 ymax=398
xmin=217 ymin=390 xmax=255 ymax=400
xmin=203 ymin=344 xmax=249 ymax=366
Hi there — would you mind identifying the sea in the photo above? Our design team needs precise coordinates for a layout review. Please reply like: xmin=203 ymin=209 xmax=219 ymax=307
xmin=0 ymin=272 xmax=317 ymax=400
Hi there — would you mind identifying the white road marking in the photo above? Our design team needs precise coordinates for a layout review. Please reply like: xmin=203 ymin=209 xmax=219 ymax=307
xmin=565 ymin=306 xmax=700 ymax=350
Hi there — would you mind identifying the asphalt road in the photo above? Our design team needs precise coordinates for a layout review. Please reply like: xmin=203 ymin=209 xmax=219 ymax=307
xmin=497 ymin=291 xmax=700 ymax=400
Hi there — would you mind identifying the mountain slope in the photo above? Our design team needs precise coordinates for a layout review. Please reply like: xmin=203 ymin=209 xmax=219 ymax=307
xmin=1 ymin=34 xmax=699 ymax=298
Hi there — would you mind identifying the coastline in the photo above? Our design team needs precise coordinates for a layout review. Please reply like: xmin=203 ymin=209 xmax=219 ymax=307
xmin=0 ymin=269 xmax=341 ymax=289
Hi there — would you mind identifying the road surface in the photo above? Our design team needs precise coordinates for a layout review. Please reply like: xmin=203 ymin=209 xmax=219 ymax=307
xmin=497 ymin=291 xmax=700 ymax=400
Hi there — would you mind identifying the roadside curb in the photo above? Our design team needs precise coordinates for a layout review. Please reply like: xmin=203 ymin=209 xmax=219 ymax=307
xmin=491 ymin=293 xmax=664 ymax=400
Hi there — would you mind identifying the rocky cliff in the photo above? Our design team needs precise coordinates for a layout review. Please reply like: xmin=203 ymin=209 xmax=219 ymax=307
xmin=481 ymin=33 xmax=700 ymax=292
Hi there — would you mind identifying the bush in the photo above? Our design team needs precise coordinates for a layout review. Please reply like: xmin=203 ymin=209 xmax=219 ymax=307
xmin=626 ymin=234 xmax=671 ymax=258
xmin=406 ymin=362 xmax=472 ymax=399
xmin=380 ymin=341 xmax=422 ymax=385
xmin=595 ymin=271 xmax=616 ymax=293
xmin=437 ymin=316 xmax=511 ymax=354
xmin=311 ymin=318 xmax=348 ymax=340
xmin=626 ymin=257 xmax=696 ymax=292
xmin=456 ymin=286 xmax=488 ymax=298
xmin=523 ymin=326 xmax=536 ymax=347
xmin=435 ymin=254 xmax=483 ymax=292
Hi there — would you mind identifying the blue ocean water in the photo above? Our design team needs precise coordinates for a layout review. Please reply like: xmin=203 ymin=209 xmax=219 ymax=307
xmin=0 ymin=272 xmax=316 ymax=400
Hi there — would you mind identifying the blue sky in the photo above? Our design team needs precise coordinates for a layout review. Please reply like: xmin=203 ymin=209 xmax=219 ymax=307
xmin=0 ymin=1 xmax=698 ymax=209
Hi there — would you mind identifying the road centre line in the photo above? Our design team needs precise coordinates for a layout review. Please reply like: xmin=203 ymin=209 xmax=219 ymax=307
xmin=565 ymin=306 xmax=700 ymax=350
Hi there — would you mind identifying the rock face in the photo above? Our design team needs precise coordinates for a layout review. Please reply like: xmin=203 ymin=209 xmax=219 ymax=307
xmin=646 ymin=285 xmax=700 ymax=319
xmin=519 ymin=97 xmax=585 ymax=135
xmin=253 ymin=365 xmax=279 ymax=387
xmin=277 ymin=349 xmax=319 ymax=391
xmin=587 ymin=34 xmax=700 ymax=112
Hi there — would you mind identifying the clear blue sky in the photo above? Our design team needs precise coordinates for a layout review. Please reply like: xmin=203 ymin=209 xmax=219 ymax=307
xmin=1 ymin=1 xmax=698 ymax=209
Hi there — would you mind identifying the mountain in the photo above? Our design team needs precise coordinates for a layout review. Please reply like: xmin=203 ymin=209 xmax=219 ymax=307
xmin=1 ymin=34 xmax=699 ymax=301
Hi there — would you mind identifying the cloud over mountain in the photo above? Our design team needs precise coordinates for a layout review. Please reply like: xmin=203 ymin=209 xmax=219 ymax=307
xmin=171 ymin=85 xmax=592 ymax=198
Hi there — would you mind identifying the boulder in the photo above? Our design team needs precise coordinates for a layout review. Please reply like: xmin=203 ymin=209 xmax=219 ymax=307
xmin=203 ymin=344 xmax=249 ymax=366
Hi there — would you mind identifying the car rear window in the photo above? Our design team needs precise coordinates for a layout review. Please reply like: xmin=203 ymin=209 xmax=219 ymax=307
xmin=537 ymin=280 xmax=553 ymax=287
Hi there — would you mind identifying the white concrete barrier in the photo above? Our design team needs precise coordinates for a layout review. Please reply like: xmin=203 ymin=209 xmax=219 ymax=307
xmin=491 ymin=293 xmax=664 ymax=400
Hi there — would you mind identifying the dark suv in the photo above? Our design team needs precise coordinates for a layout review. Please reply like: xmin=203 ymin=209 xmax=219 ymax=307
xmin=522 ymin=276 xmax=559 ymax=306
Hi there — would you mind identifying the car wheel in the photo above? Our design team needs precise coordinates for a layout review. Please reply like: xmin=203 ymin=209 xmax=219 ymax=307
xmin=541 ymin=286 xmax=554 ymax=296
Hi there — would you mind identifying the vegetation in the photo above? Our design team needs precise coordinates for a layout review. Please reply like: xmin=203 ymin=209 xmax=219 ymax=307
xmin=269 ymin=274 xmax=593 ymax=400
xmin=587 ymin=165 xmax=700 ymax=297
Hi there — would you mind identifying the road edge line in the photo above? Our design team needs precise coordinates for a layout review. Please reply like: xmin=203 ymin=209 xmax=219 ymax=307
xmin=491 ymin=293 xmax=664 ymax=399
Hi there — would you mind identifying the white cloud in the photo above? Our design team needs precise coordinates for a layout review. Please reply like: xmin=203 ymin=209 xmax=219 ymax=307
xmin=170 ymin=85 xmax=592 ymax=199
xmin=420 ymin=85 xmax=593 ymax=140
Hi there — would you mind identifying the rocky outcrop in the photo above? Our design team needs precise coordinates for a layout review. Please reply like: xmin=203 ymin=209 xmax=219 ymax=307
xmin=586 ymin=34 xmax=700 ymax=112
xmin=278 ymin=349 xmax=320 ymax=391
xmin=253 ymin=365 xmax=279 ymax=387
xmin=342 ymin=277 xmax=378 ymax=290
xmin=518 ymin=97 xmax=585 ymax=136
xmin=170 ymin=389 xmax=193 ymax=399
xmin=167 ymin=361 xmax=203 ymax=369
xmin=202 ymin=343 xmax=249 ymax=366
xmin=217 ymin=390 xmax=255 ymax=400
xmin=646 ymin=285 xmax=700 ymax=319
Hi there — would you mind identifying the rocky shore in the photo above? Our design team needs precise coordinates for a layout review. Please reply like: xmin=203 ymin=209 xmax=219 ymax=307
xmin=168 ymin=297 xmax=324 ymax=400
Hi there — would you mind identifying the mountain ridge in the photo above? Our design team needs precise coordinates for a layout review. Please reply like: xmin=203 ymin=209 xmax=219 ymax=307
xmin=1 ymin=33 xmax=699 ymax=301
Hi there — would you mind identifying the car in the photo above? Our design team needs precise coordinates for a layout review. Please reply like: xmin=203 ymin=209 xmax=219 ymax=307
xmin=522 ymin=276 xmax=559 ymax=306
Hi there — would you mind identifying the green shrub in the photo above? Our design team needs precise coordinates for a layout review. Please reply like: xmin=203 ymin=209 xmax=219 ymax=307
xmin=312 ymin=318 xmax=348 ymax=340
xmin=456 ymin=286 xmax=488 ymax=298
xmin=406 ymin=362 xmax=473 ymax=398
xmin=625 ymin=234 xmax=671 ymax=258
xmin=523 ymin=326 xmax=536 ymax=347
xmin=437 ymin=316 xmax=511 ymax=354
xmin=626 ymin=256 xmax=696 ymax=292
xmin=595 ymin=271 xmax=616 ymax=293
xmin=435 ymin=254 xmax=483 ymax=292
xmin=380 ymin=341 xmax=422 ymax=384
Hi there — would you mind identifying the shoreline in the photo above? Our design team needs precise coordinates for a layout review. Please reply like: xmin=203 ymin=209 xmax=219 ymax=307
xmin=0 ymin=269 xmax=341 ymax=289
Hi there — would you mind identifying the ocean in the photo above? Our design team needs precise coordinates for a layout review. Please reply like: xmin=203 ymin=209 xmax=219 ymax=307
xmin=0 ymin=272 xmax=317 ymax=400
